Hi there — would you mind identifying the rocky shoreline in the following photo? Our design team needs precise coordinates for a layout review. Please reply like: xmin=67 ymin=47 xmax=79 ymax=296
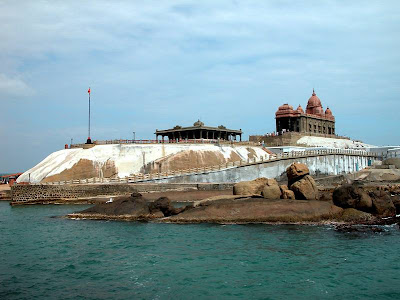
xmin=66 ymin=163 xmax=400 ymax=229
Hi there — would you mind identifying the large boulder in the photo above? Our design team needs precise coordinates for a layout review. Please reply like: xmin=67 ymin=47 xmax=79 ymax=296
xmin=80 ymin=192 xmax=151 ymax=216
xmin=332 ymin=184 xmax=372 ymax=212
xmin=287 ymin=163 xmax=310 ymax=185
xmin=369 ymin=190 xmax=396 ymax=217
xmin=290 ymin=175 xmax=319 ymax=200
xmin=261 ymin=179 xmax=281 ymax=199
xmin=233 ymin=177 xmax=269 ymax=195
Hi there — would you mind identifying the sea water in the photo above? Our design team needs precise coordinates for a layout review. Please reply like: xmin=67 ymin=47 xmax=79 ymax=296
xmin=0 ymin=201 xmax=399 ymax=299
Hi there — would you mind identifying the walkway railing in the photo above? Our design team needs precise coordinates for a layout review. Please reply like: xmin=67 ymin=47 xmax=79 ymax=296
xmin=70 ymin=139 xmax=256 ymax=148
xmin=35 ymin=149 xmax=376 ymax=186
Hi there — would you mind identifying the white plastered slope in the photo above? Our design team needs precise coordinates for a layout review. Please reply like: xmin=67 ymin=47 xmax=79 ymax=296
xmin=297 ymin=136 xmax=375 ymax=149
xmin=17 ymin=144 xmax=269 ymax=183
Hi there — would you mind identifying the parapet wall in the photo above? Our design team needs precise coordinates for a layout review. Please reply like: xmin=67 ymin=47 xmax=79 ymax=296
xmin=249 ymin=132 xmax=349 ymax=146
xmin=142 ymin=154 xmax=373 ymax=184
xmin=11 ymin=183 xmax=234 ymax=205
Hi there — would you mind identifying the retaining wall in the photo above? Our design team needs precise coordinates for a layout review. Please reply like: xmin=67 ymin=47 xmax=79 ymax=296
xmin=11 ymin=183 xmax=234 ymax=205
xmin=141 ymin=154 xmax=372 ymax=184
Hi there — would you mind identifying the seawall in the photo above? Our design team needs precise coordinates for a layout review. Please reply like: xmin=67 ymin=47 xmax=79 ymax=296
xmin=10 ymin=183 xmax=234 ymax=205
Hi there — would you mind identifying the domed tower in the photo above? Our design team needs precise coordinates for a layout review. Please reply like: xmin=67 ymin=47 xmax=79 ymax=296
xmin=275 ymin=103 xmax=297 ymax=133
xmin=306 ymin=89 xmax=323 ymax=115
xmin=275 ymin=103 xmax=295 ymax=118
xmin=296 ymin=104 xmax=304 ymax=114
xmin=325 ymin=107 xmax=334 ymax=120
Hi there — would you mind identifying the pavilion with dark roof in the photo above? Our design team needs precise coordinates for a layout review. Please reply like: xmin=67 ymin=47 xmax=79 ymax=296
xmin=155 ymin=120 xmax=242 ymax=142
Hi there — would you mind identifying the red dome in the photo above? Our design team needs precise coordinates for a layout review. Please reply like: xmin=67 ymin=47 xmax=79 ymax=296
xmin=278 ymin=103 xmax=293 ymax=110
xmin=296 ymin=104 xmax=304 ymax=113
xmin=325 ymin=107 xmax=333 ymax=115
xmin=276 ymin=103 xmax=295 ymax=117
xmin=306 ymin=89 xmax=323 ymax=114
xmin=325 ymin=107 xmax=335 ymax=120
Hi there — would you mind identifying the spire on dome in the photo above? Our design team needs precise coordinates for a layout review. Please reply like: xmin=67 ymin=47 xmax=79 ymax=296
xmin=296 ymin=104 xmax=304 ymax=113
xmin=312 ymin=88 xmax=316 ymax=96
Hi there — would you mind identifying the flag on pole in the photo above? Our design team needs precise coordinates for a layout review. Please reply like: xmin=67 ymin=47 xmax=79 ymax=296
xmin=88 ymin=87 xmax=91 ymax=94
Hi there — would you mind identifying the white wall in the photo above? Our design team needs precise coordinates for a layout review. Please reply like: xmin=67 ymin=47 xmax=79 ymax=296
xmin=143 ymin=154 xmax=373 ymax=184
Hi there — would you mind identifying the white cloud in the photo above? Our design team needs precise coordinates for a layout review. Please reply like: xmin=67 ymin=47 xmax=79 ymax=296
xmin=0 ymin=73 xmax=33 ymax=97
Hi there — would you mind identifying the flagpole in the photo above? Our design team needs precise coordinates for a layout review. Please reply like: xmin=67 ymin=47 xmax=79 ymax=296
xmin=89 ymin=87 xmax=90 ymax=140
xmin=87 ymin=87 xmax=92 ymax=144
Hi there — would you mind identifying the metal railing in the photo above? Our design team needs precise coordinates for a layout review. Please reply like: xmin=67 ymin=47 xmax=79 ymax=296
xmin=69 ymin=139 xmax=255 ymax=148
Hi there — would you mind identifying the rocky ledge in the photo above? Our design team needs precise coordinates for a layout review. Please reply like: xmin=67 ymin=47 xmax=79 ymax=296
xmin=67 ymin=162 xmax=400 ymax=226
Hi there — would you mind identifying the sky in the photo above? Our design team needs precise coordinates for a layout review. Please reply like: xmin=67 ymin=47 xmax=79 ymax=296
xmin=1 ymin=0 xmax=399 ymax=172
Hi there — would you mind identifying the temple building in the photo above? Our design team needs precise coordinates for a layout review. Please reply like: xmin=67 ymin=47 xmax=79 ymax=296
xmin=155 ymin=120 xmax=242 ymax=142
xmin=275 ymin=89 xmax=335 ymax=135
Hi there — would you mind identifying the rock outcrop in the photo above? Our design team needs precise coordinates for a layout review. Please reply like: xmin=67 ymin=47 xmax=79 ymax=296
xmin=369 ymin=190 xmax=396 ymax=217
xmin=290 ymin=175 xmax=319 ymax=200
xmin=233 ymin=178 xmax=269 ymax=196
xmin=332 ymin=184 xmax=373 ymax=212
xmin=75 ymin=192 xmax=191 ymax=220
xmin=338 ymin=208 xmax=375 ymax=222
xmin=285 ymin=163 xmax=318 ymax=200
xmin=148 ymin=196 xmax=187 ymax=216
xmin=286 ymin=163 xmax=310 ymax=186
xmin=261 ymin=179 xmax=281 ymax=199
xmin=166 ymin=198 xmax=343 ymax=223
xmin=333 ymin=184 xmax=398 ymax=217
xmin=233 ymin=163 xmax=319 ymax=200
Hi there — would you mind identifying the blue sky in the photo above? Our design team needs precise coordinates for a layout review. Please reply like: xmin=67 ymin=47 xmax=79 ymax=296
xmin=1 ymin=0 xmax=399 ymax=172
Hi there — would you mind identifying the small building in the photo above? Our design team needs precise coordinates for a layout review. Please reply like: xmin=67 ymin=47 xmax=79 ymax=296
xmin=155 ymin=120 xmax=242 ymax=142
xmin=0 ymin=173 xmax=23 ymax=186
xmin=275 ymin=89 xmax=335 ymax=135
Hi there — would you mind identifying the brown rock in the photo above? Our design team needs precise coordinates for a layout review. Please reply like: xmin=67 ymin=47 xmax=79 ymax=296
xmin=290 ymin=175 xmax=319 ymax=200
xmin=167 ymin=198 xmax=344 ymax=223
xmin=261 ymin=179 xmax=281 ymax=199
xmin=392 ymin=195 xmax=400 ymax=213
xmin=286 ymin=163 xmax=310 ymax=185
xmin=332 ymin=184 xmax=373 ymax=212
xmin=318 ymin=190 xmax=333 ymax=202
xmin=281 ymin=189 xmax=295 ymax=199
xmin=80 ymin=193 xmax=151 ymax=216
xmin=279 ymin=185 xmax=289 ymax=192
xmin=338 ymin=208 xmax=374 ymax=222
xmin=149 ymin=197 xmax=187 ymax=216
xmin=233 ymin=177 xmax=269 ymax=195
xmin=369 ymin=190 xmax=396 ymax=217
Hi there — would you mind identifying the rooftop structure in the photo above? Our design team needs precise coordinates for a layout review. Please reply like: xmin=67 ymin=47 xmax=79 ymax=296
xmin=155 ymin=120 xmax=242 ymax=142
